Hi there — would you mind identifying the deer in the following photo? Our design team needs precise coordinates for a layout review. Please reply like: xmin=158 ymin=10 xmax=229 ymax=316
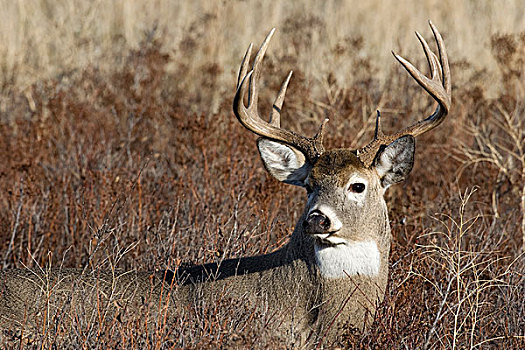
xmin=0 ymin=22 xmax=450 ymax=347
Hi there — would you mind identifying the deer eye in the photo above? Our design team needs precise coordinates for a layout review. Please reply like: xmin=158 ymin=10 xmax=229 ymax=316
xmin=350 ymin=183 xmax=366 ymax=193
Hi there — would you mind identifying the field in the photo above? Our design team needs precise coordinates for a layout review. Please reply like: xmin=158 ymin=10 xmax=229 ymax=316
xmin=1 ymin=0 xmax=524 ymax=348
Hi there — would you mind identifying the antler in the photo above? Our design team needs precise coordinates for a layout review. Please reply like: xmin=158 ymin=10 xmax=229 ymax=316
xmin=233 ymin=29 xmax=328 ymax=163
xmin=356 ymin=21 xmax=452 ymax=167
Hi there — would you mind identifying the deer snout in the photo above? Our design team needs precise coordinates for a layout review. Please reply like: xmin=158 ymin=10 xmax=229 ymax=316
xmin=303 ymin=210 xmax=331 ymax=234
xmin=303 ymin=205 xmax=343 ymax=235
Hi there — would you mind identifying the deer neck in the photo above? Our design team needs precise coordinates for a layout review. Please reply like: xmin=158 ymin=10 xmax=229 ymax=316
xmin=289 ymin=206 xmax=391 ymax=281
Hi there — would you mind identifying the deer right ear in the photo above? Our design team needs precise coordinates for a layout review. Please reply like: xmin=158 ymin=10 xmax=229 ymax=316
xmin=373 ymin=135 xmax=415 ymax=188
xmin=257 ymin=139 xmax=311 ymax=186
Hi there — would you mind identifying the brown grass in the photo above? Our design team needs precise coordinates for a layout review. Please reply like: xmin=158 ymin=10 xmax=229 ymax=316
xmin=1 ymin=1 xmax=524 ymax=348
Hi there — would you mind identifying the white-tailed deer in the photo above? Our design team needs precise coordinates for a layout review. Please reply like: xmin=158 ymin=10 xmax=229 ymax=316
xmin=0 ymin=22 xmax=450 ymax=347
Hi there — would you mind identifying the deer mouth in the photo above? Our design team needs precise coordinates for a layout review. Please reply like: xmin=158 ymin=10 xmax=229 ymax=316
xmin=313 ymin=233 xmax=347 ymax=247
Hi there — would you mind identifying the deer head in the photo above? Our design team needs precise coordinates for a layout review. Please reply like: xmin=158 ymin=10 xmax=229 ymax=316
xmin=233 ymin=22 xmax=451 ymax=278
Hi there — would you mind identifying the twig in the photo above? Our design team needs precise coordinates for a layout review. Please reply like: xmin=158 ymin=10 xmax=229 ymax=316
xmin=3 ymin=180 xmax=24 ymax=268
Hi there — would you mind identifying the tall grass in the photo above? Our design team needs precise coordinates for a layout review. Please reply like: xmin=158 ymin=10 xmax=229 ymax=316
xmin=1 ymin=0 xmax=525 ymax=107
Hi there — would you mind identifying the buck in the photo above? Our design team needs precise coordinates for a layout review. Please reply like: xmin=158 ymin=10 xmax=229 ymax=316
xmin=0 ymin=22 xmax=450 ymax=347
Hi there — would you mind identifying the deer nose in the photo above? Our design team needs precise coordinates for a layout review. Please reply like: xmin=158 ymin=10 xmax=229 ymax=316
xmin=303 ymin=210 xmax=331 ymax=234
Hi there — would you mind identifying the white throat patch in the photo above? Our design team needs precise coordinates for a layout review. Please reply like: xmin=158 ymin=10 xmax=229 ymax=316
xmin=314 ymin=240 xmax=380 ymax=278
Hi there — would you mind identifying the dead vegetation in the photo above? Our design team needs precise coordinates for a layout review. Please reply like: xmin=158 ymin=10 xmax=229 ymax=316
xmin=0 ymin=1 xmax=524 ymax=348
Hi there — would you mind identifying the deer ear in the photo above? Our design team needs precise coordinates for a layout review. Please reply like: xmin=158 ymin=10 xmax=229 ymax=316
xmin=373 ymin=135 xmax=415 ymax=188
xmin=257 ymin=139 xmax=312 ymax=186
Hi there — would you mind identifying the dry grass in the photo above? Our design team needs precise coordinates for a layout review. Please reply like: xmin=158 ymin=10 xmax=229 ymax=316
xmin=1 ymin=0 xmax=524 ymax=348
xmin=2 ymin=0 xmax=525 ymax=109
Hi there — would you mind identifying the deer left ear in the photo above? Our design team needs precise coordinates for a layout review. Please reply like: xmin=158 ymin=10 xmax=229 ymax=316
xmin=373 ymin=135 xmax=415 ymax=188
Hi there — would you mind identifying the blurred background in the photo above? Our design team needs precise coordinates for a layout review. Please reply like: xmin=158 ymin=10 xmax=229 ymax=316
xmin=1 ymin=0 xmax=524 ymax=113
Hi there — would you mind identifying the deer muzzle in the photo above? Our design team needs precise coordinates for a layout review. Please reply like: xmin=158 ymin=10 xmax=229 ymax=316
xmin=303 ymin=210 xmax=332 ymax=235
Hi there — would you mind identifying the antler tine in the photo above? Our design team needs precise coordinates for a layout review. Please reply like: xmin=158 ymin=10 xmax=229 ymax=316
xmin=356 ymin=22 xmax=451 ymax=168
xmin=415 ymin=31 xmax=439 ymax=80
xmin=269 ymin=70 xmax=293 ymax=127
xmin=233 ymin=29 xmax=326 ymax=162
xmin=249 ymin=28 xmax=275 ymax=113
xmin=236 ymin=43 xmax=253 ymax=90
xmin=430 ymin=20 xmax=451 ymax=95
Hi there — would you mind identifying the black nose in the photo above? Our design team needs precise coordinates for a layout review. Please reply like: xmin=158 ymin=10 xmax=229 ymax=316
xmin=303 ymin=210 xmax=331 ymax=234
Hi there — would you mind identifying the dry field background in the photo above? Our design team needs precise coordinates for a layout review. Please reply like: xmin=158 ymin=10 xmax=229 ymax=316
xmin=0 ymin=0 xmax=524 ymax=348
